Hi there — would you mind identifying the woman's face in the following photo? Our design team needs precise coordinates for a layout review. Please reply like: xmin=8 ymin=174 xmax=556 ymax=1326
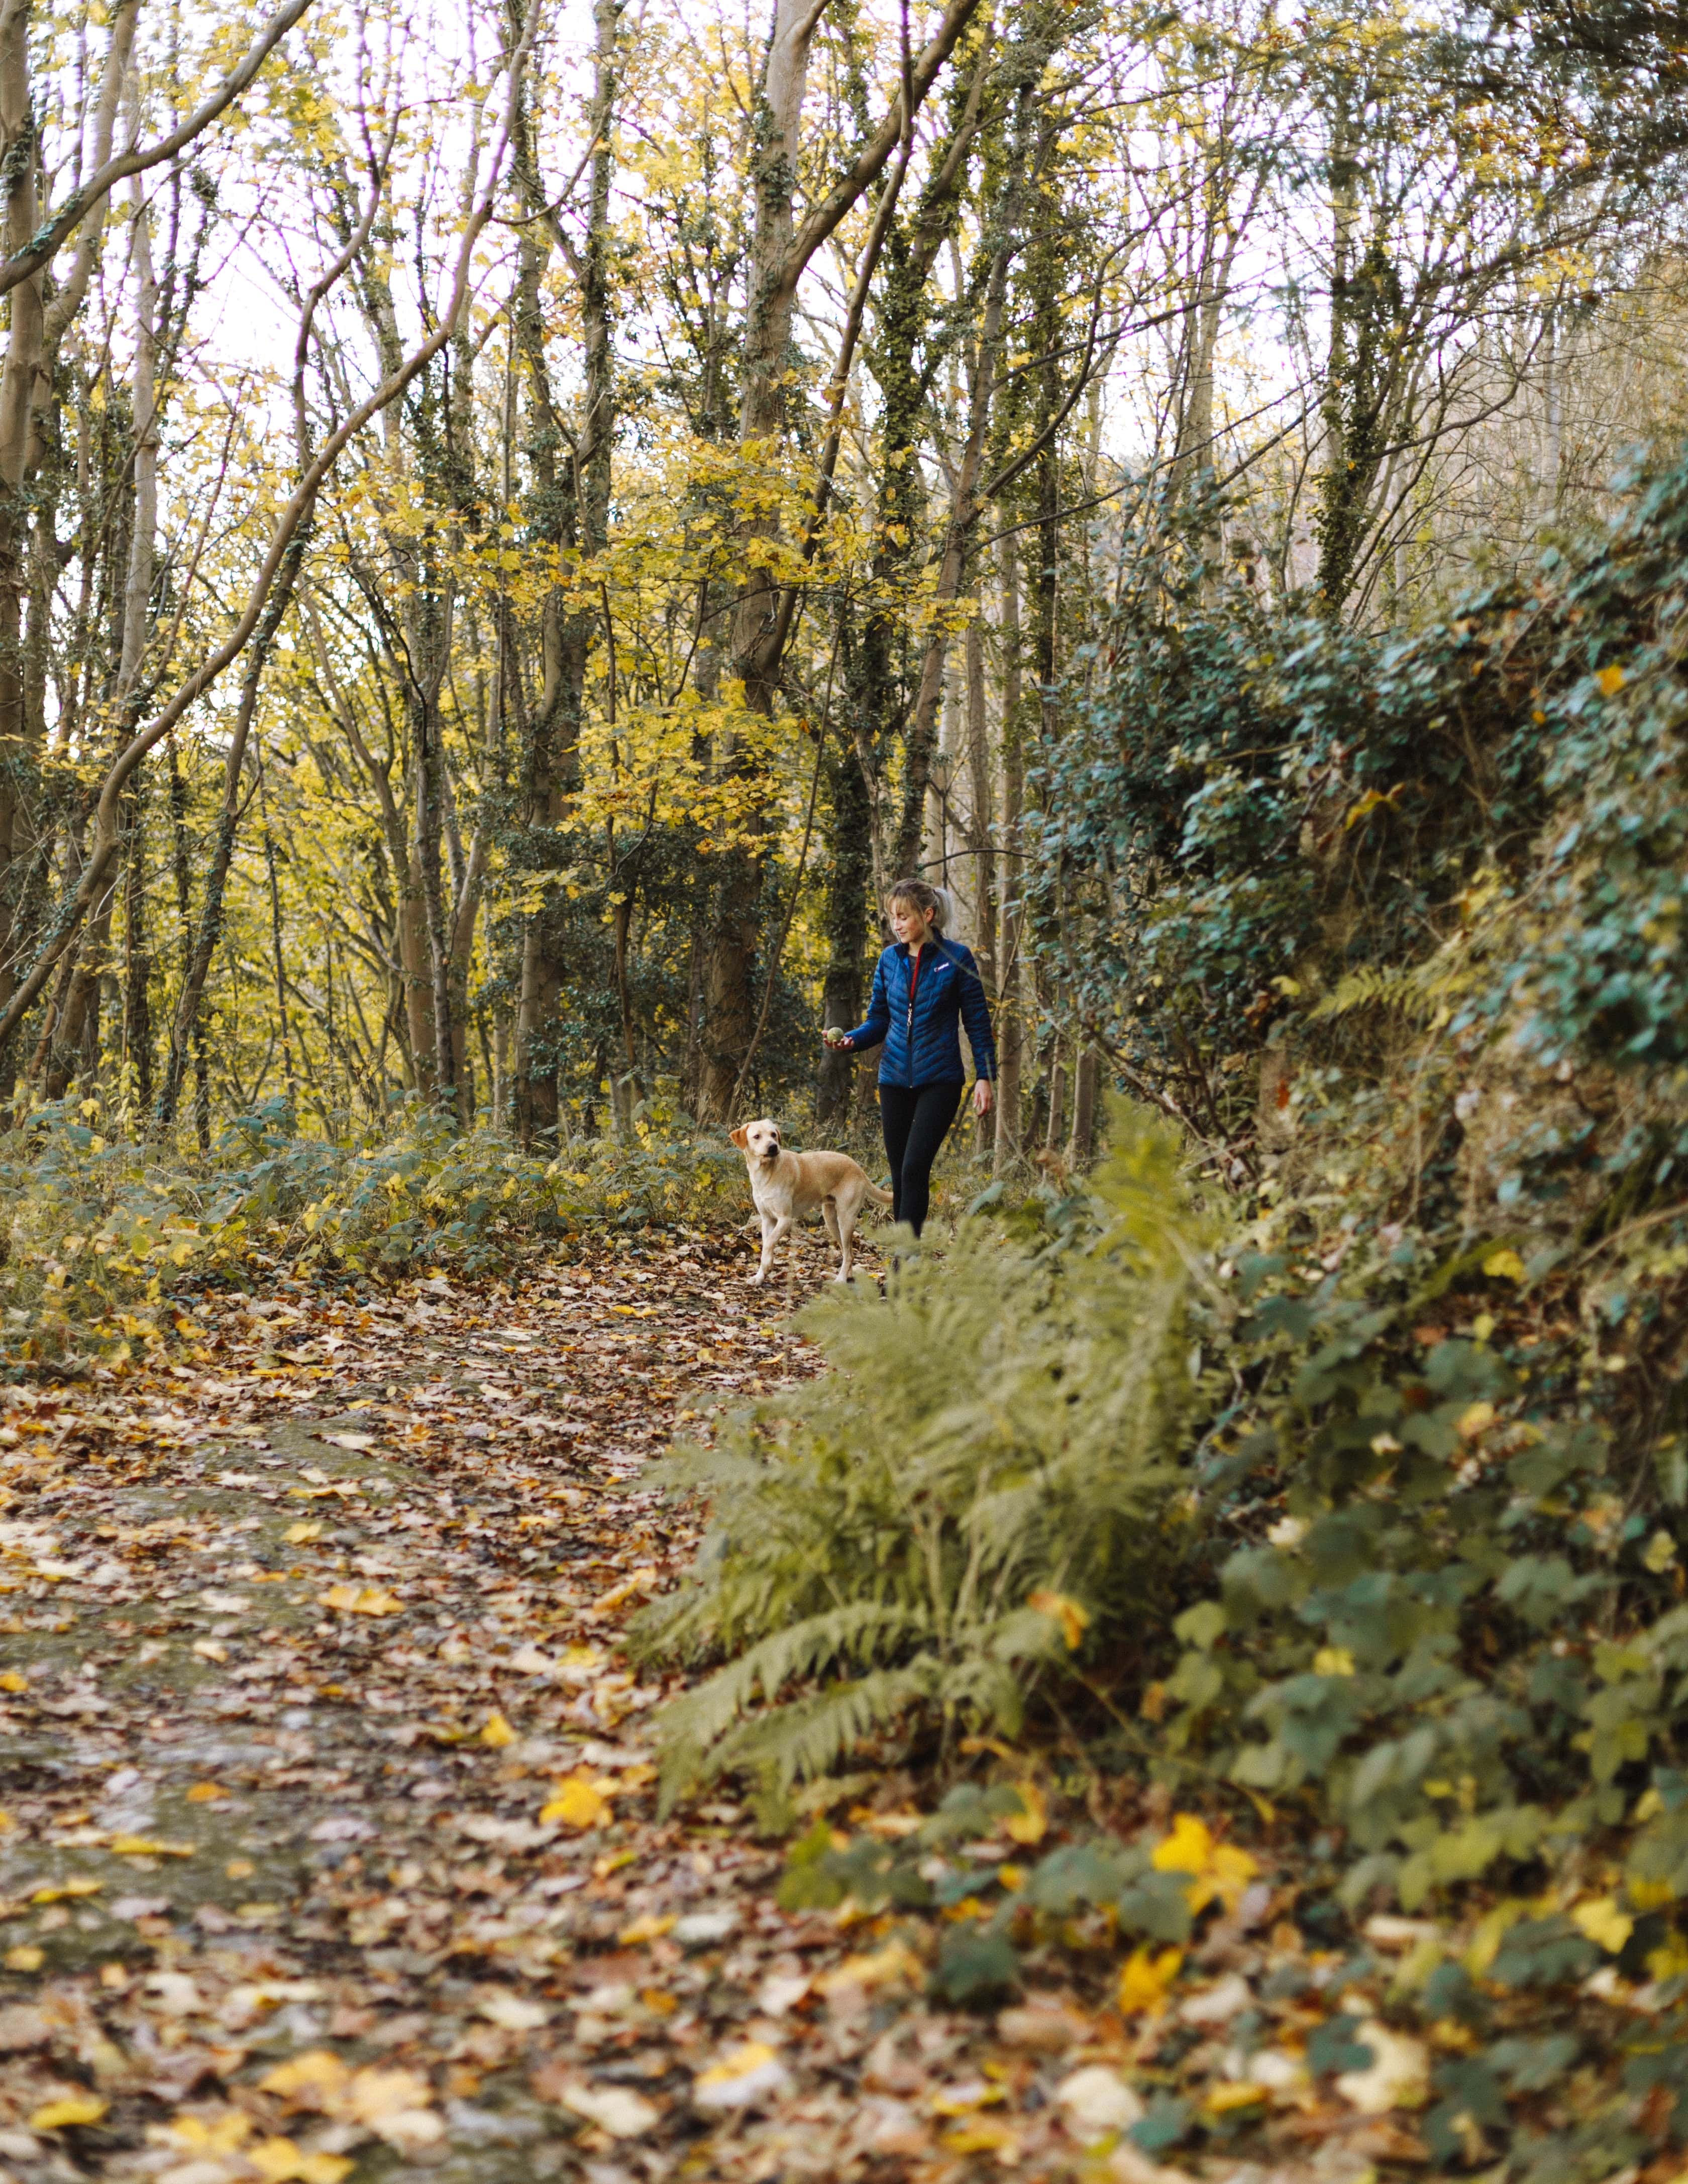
xmin=889 ymin=896 xmax=932 ymax=948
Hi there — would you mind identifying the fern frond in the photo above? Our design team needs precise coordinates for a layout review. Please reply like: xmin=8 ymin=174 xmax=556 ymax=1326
xmin=719 ymin=1663 xmax=942 ymax=1788
xmin=652 ymin=1600 xmax=928 ymax=1757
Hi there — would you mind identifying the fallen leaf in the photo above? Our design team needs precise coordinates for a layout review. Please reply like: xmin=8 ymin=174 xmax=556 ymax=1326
xmin=945 ymin=2119 xmax=1020 ymax=2155
xmin=1057 ymin=2064 xmax=1142 ymax=2141
xmin=476 ymin=1991 xmax=549 ymax=2031
xmin=110 ymin=1835 xmax=195 ymax=1858
xmin=248 ymin=2139 xmax=355 ymax=2184
xmin=261 ymin=2049 xmax=351 ymax=2100
xmin=1118 ymin=1946 xmax=1183 ymax=2017
xmin=479 ymin=1710 xmax=517 ymax=1748
xmin=185 ymin=1782 xmax=229 ymax=1803
xmin=539 ymin=1772 xmax=616 ymax=1830
xmin=30 ymin=2094 xmax=109 ymax=2130
xmin=817 ymin=1941 xmax=924 ymax=1994
xmin=170 ymin=2113 xmax=252 ymax=2154
xmin=619 ymin=1912 xmax=679 ymax=1946
xmin=1150 ymin=1813 xmax=1258 ymax=1914
xmin=318 ymin=1584 xmax=403 ymax=1616
xmin=4 ymin=1945 xmax=43 ymax=1972
xmin=694 ymin=2040 xmax=792 ymax=2111
xmin=0 ymin=1671 xmax=26 ymax=1692
xmin=556 ymin=2081 xmax=660 ymax=2137
xmin=1334 ymin=2022 xmax=1430 ymax=2114
xmin=284 ymin=1522 xmax=323 ymax=1545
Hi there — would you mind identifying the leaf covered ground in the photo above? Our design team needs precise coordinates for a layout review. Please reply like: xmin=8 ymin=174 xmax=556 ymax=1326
xmin=0 ymin=1226 xmax=1660 ymax=2184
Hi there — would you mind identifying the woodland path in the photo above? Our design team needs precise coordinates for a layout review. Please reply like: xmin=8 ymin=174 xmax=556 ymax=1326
xmin=0 ymin=1227 xmax=1148 ymax=2184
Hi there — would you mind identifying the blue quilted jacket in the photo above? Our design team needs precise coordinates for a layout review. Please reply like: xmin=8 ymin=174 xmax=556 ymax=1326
xmin=845 ymin=938 xmax=997 ymax=1088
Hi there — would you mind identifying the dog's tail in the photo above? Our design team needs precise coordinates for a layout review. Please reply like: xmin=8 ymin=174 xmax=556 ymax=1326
xmin=865 ymin=1180 xmax=894 ymax=1208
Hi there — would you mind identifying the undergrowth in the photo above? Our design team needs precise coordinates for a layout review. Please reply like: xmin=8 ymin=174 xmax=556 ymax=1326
xmin=634 ymin=444 xmax=1688 ymax=2178
xmin=0 ymin=1095 xmax=742 ymax=1371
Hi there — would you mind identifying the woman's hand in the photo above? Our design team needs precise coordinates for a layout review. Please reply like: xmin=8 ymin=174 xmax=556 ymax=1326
xmin=973 ymin=1079 xmax=994 ymax=1117
xmin=822 ymin=1027 xmax=853 ymax=1051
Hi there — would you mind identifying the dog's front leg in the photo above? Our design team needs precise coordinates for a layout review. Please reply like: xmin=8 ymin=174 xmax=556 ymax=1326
xmin=749 ymin=1212 xmax=777 ymax=1284
xmin=765 ymin=1214 xmax=794 ymax=1284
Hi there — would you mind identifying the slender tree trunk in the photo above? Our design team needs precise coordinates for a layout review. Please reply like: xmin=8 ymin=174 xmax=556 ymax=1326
xmin=155 ymin=541 xmax=304 ymax=1126
xmin=993 ymin=536 xmax=1023 ymax=1176
xmin=510 ymin=0 xmax=617 ymax=1144
xmin=0 ymin=0 xmax=46 ymax=1044
xmin=964 ymin=613 xmax=996 ymax=1153
xmin=1068 ymin=1045 xmax=1098 ymax=1166
xmin=696 ymin=0 xmax=985 ymax=1119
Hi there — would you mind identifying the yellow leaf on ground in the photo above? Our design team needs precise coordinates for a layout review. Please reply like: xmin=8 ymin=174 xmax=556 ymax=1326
xmin=1206 ymin=2082 xmax=1268 ymax=2114
xmin=1027 ymin=1588 xmax=1090 ymax=1651
xmin=1314 ymin=1647 xmax=1355 ymax=1677
xmin=1482 ymin=1248 xmax=1526 ymax=1283
xmin=1118 ymin=1945 xmax=1184 ymax=2017
xmin=696 ymin=2041 xmax=780 ymax=2094
xmin=30 ymin=2095 xmax=108 ymax=2130
xmin=185 ymin=1782 xmax=229 ymax=1803
xmin=260 ymin=2049 xmax=351 ymax=2100
xmin=0 ymin=1671 xmax=26 ymax=1692
xmin=318 ymin=1584 xmax=403 ymax=1616
xmin=944 ymin=2120 xmax=1019 ymax=2155
xmin=284 ymin=1522 xmax=323 ymax=1545
xmin=32 ymin=1878 xmax=102 ymax=1901
xmin=346 ymin=2065 xmax=433 ymax=2126
xmin=619 ymin=1913 xmax=678 ymax=1947
xmin=1572 ymin=1896 xmax=1634 ymax=1954
xmin=249 ymin=2139 xmax=353 ymax=2184
xmin=931 ymin=2080 xmax=1006 ymax=2115
xmin=540 ymin=1773 xmax=616 ymax=1830
xmin=479 ymin=1712 xmax=516 ymax=1749
xmin=1598 ymin=664 xmax=1626 ymax=696
xmin=1152 ymin=1813 xmax=1215 ymax=1876
xmin=1150 ymin=1813 xmax=1259 ymax=1914
xmin=816 ymin=1941 xmax=924 ymax=1994
xmin=171 ymin=2114 xmax=252 ymax=2153
xmin=5 ymin=1946 xmax=43 ymax=1971
xmin=110 ymin=1836 xmax=195 ymax=1858
xmin=1004 ymin=1780 xmax=1047 ymax=1845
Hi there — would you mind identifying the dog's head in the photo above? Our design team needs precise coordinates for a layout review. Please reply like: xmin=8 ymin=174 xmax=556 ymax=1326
xmin=730 ymin=1119 xmax=782 ymax=1165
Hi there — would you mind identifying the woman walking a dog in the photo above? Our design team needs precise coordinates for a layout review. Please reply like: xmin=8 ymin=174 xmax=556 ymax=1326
xmin=823 ymin=879 xmax=996 ymax=1237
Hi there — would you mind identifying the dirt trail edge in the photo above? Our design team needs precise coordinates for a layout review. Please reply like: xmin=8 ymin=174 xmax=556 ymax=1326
xmin=1 ymin=1231 xmax=1064 ymax=2184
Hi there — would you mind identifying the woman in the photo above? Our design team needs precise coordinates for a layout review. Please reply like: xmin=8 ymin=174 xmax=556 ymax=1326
xmin=824 ymin=878 xmax=996 ymax=1237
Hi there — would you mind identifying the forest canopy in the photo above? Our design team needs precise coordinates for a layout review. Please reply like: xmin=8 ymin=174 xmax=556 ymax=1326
xmin=4 ymin=0 xmax=1686 ymax=1158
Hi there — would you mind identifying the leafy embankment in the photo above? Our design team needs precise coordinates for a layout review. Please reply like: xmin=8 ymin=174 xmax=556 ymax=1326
xmin=631 ymin=445 xmax=1688 ymax=2182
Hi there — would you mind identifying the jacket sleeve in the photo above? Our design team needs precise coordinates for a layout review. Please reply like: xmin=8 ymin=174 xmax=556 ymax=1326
xmin=846 ymin=952 xmax=891 ymax=1050
xmin=956 ymin=944 xmax=997 ymax=1079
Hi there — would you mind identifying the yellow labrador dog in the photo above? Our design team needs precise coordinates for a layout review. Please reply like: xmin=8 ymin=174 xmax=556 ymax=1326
xmin=730 ymin=1118 xmax=891 ymax=1284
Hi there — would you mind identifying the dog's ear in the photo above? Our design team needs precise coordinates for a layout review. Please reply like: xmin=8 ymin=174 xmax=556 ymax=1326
xmin=729 ymin=1124 xmax=750 ymax=1148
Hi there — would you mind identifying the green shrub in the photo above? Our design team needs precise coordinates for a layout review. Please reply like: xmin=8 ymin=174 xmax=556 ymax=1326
xmin=634 ymin=1103 xmax=1207 ymax=1805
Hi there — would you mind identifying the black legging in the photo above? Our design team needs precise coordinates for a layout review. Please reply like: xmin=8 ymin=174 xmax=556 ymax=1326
xmin=879 ymin=1080 xmax=965 ymax=1237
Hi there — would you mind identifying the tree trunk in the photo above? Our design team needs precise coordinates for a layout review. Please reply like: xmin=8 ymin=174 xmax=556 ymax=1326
xmin=964 ymin=613 xmax=996 ymax=1153
xmin=510 ymin=0 xmax=617 ymax=1143
xmin=0 ymin=0 xmax=46 ymax=1045
xmin=695 ymin=0 xmax=985 ymax=1119
xmin=993 ymin=536 xmax=1024 ymax=1176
